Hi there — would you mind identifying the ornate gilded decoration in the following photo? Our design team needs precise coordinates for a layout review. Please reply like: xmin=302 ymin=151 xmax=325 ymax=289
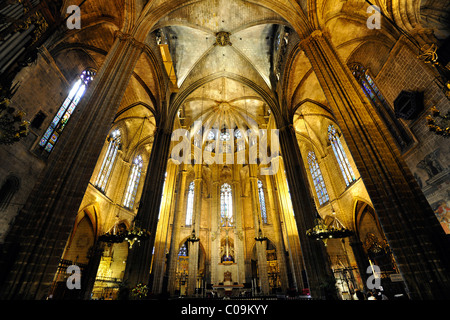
xmin=426 ymin=106 xmax=450 ymax=138
xmin=14 ymin=12 xmax=48 ymax=44
xmin=418 ymin=43 xmax=450 ymax=99
xmin=306 ymin=217 xmax=353 ymax=246
xmin=0 ymin=97 xmax=30 ymax=145
xmin=215 ymin=31 xmax=232 ymax=47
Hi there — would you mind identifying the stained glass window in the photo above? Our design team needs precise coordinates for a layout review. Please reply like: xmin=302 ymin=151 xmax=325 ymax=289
xmin=351 ymin=64 xmax=413 ymax=151
xmin=307 ymin=151 xmax=329 ymax=205
xmin=207 ymin=130 xmax=216 ymax=140
xmin=220 ymin=128 xmax=230 ymax=141
xmin=205 ymin=130 xmax=216 ymax=152
xmin=39 ymin=70 xmax=95 ymax=154
xmin=178 ymin=243 xmax=188 ymax=256
xmin=258 ymin=180 xmax=268 ymax=224
xmin=123 ymin=155 xmax=143 ymax=209
xmin=194 ymin=129 xmax=202 ymax=147
xmin=328 ymin=125 xmax=355 ymax=186
xmin=220 ymin=183 xmax=233 ymax=227
xmin=95 ymin=130 xmax=121 ymax=192
xmin=235 ymin=129 xmax=245 ymax=151
xmin=185 ymin=181 xmax=195 ymax=226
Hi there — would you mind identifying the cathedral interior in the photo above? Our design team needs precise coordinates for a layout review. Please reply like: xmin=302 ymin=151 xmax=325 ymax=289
xmin=0 ymin=0 xmax=449 ymax=302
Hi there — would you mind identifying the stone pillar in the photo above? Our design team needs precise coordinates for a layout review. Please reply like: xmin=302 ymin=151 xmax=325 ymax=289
xmin=349 ymin=238 xmax=370 ymax=287
xmin=122 ymin=126 xmax=173 ymax=290
xmin=249 ymin=164 xmax=270 ymax=295
xmin=232 ymin=165 xmax=245 ymax=284
xmin=264 ymin=174 xmax=289 ymax=292
xmin=151 ymin=160 xmax=177 ymax=294
xmin=300 ymin=30 xmax=450 ymax=299
xmin=276 ymin=122 xmax=337 ymax=300
xmin=210 ymin=172 xmax=221 ymax=285
xmin=187 ymin=164 xmax=202 ymax=296
xmin=167 ymin=164 xmax=189 ymax=295
xmin=80 ymin=242 xmax=105 ymax=300
xmin=0 ymin=31 xmax=146 ymax=300
xmin=271 ymin=157 xmax=304 ymax=291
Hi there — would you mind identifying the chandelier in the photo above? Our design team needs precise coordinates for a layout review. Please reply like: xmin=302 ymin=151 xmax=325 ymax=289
xmin=418 ymin=44 xmax=450 ymax=99
xmin=0 ymin=98 xmax=29 ymax=144
xmin=186 ymin=228 xmax=200 ymax=243
xmin=98 ymin=220 xmax=151 ymax=249
xmin=306 ymin=217 xmax=353 ymax=246
xmin=254 ymin=227 xmax=268 ymax=242
xmin=124 ymin=226 xmax=151 ymax=249
xmin=98 ymin=226 xmax=126 ymax=245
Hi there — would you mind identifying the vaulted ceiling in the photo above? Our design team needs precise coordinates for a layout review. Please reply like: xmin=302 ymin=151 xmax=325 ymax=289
xmin=53 ymin=0 xmax=450 ymax=136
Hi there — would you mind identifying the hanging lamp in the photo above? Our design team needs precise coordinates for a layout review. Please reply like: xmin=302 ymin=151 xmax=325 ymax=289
xmin=300 ymin=113 xmax=353 ymax=245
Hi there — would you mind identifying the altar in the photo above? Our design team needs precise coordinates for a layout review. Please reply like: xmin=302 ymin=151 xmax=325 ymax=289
xmin=212 ymin=271 xmax=245 ymax=297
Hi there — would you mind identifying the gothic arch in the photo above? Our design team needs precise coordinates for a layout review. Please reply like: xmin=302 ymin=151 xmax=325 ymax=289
xmin=169 ymin=72 xmax=280 ymax=127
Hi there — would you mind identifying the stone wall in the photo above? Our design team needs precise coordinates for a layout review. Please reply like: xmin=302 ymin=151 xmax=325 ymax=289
xmin=375 ymin=40 xmax=450 ymax=234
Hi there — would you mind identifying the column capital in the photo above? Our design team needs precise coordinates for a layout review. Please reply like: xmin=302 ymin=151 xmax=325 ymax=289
xmin=299 ymin=29 xmax=332 ymax=50
xmin=114 ymin=30 xmax=147 ymax=50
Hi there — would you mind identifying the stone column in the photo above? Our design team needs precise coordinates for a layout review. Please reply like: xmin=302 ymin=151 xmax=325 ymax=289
xmin=80 ymin=242 xmax=105 ymax=300
xmin=210 ymin=173 xmax=221 ymax=285
xmin=187 ymin=164 xmax=202 ymax=296
xmin=271 ymin=157 xmax=304 ymax=291
xmin=249 ymin=164 xmax=270 ymax=295
xmin=151 ymin=160 xmax=177 ymax=294
xmin=276 ymin=122 xmax=337 ymax=300
xmin=300 ymin=30 xmax=450 ymax=299
xmin=232 ymin=165 xmax=245 ymax=284
xmin=0 ymin=31 xmax=146 ymax=300
xmin=264 ymin=174 xmax=289 ymax=292
xmin=167 ymin=164 xmax=189 ymax=295
xmin=349 ymin=238 xmax=370 ymax=287
xmin=122 ymin=126 xmax=173 ymax=290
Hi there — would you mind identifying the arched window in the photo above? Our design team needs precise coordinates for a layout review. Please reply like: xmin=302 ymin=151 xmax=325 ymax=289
xmin=220 ymin=183 xmax=233 ymax=227
xmin=178 ymin=242 xmax=188 ymax=257
xmin=95 ymin=130 xmax=121 ymax=192
xmin=258 ymin=180 xmax=268 ymax=224
xmin=123 ymin=155 xmax=143 ymax=209
xmin=307 ymin=151 xmax=329 ymax=205
xmin=185 ymin=181 xmax=195 ymax=226
xmin=39 ymin=69 xmax=95 ymax=154
xmin=328 ymin=125 xmax=356 ymax=186
xmin=350 ymin=64 xmax=413 ymax=151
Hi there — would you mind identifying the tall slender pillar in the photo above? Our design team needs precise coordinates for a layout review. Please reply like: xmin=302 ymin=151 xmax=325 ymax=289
xmin=122 ymin=126 xmax=173 ymax=290
xmin=272 ymin=157 xmax=304 ymax=291
xmin=276 ymin=122 xmax=337 ymax=299
xmin=167 ymin=164 xmax=189 ymax=295
xmin=210 ymin=172 xmax=221 ymax=285
xmin=232 ymin=164 xmax=245 ymax=284
xmin=300 ymin=30 xmax=450 ymax=299
xmin=0 ymin=31 xmax=146 ymax=300
xmin=151 ymin=160 xmax=177 ymax=294
xmin=264 ymin=174 xmax=289 ymax=292
xmin=187 ymin=164 xmax=202 ymax=296
xmin=249 ymin=164 xmax=270 ymax=295
xmin=349 ymin=238 xmax=370 ymax=287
